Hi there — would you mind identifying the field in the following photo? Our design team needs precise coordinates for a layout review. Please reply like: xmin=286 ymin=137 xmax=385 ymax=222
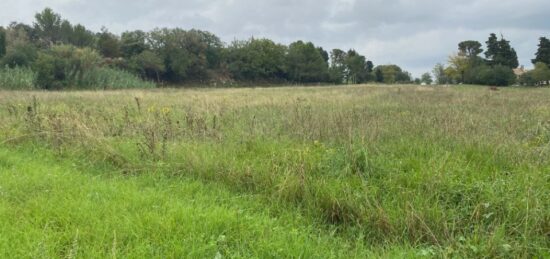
xmin=0 ymin=85 xmax=549 ymax=258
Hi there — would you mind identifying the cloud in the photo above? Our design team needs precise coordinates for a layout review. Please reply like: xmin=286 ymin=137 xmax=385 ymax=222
xmin=1 ymin=0 xmax=548 ymax=77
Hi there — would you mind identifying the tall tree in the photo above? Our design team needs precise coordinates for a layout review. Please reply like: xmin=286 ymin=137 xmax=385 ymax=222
xmin=421 ymin=72 xmax=433 ymax=85
xmin=120 ymin=30 xmax=148 ymax=58
xmin=286 ymin=41 xmax=329 ymax=83
xmin=225 ymin=38 xmax=287 ymax=81
xmin=485 ymin=33 xmax=518 ymax=68
xmin=329 ymin=49 xmax=347 ymax=84
xmin=532 ymin=37 xmax=550 ymax=65
xmin=458 ymin=40 xmax=483 ymax=58
xmin=97 ymin=28 xmax=121 ymax=58
xmin=71 ymin=24 xmax=95 ymax=48
xmin=33 ymin=8 xmax=62 ymax=46
xmin=432 ymin=63 xmax=449 ymax=84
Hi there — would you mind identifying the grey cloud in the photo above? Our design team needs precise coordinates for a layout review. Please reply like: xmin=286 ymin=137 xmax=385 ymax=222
xmin=1 ymin=0 xmax=549 ymax=77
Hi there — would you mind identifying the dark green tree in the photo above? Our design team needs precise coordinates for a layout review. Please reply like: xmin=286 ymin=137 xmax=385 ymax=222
xmin=286 ymin=41 xmax=329 ymax=83
xmin=458 ymin=40 xmax=483 ymax=58
xmin=329 ymin=48 xmax=347 ymax=84
xmin=485 ymin=33 xmax=518 ymax=68
xmin=120 ymin=30 xmax=149 ymax=58
xmin=70 ymin=24 xmax=95 ymax=48
xmin=1 ymin=43 xmax=38 ymax=68
xmin=97 ymin=28 xmax=121 ymax=58
xmin=421 ymin=72 xmax=433 ymax=84
xmin=225 ymin=38 xmax=287 ymax=81
xmin=129 ymin=50 xmax=165 ymax=82
xmin=532 ymin=37 xmax=550 ymax=65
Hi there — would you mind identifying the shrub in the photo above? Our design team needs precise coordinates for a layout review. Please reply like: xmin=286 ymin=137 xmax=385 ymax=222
xmin=32 ymin=45 xmax=154 ymax=89
xmin=1 ymin=43 xmax=38 ymax=68
xmin=79 ymin=67 xmax=155 ymax=89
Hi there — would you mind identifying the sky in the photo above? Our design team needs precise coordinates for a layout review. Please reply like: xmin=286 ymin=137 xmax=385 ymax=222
xmin=1 ymin=0 xmax=549 ymax=77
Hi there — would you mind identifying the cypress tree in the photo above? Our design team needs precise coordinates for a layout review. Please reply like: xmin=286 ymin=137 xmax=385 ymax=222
xmin=532 ymin=37 xmax=550 ymax=65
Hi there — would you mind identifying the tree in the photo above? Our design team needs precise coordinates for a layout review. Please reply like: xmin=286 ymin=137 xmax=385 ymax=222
xmin=421 ymin=72 xmax=433 ymax=85
xmin=374 ymin=65 xmax=410 ymax=84
xmin=532 ymin=37 xmax=550 ymax=65
xmin=120 ymin=30 xmax=149 ymax=58
xmin=33 ymin=8 xmax=62 ymax=46
xmin=432 ymin=63 xmax=449 ymax=84
xmin=129 ymin=50 xmax=165 ymax=82
xmin=520 ymin=62 xmax=550 ymax=86
xmin=0 ymin=27 xmax=6 ymax=59
xmin=485 ymin=33 xmax=518 ymax=68
xmin=473 ymin=64 xmax=516 ymax=86
xmin=286 ymin=41 xmax=329 ymax=83
xmin=59 ymin=20 xmax=73 ymax=44
xmin=374 ymin=68 xmax=384 ymax=83
xmin=329 ymin=48 xmax=347 ymax=84
xmin=345 ymin=50 xmax=371 ymax=84
xmin=97 ymin=28 xmax=121 ymax=58
xmin=225 ymin=38 xmax=287 ymax=81
xmin=458 ymin=40 xmax=483 ymax=58
xmin=70 ymin=24 xmax=95 ymax=48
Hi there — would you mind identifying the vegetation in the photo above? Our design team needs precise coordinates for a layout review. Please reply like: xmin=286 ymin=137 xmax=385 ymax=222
xmin=1 ymin=8 xmax=413 ymax=90
xmin=438 ymin=34 xmax=520 ymax=86
xmin=1 ymin=85 xmax=549 ymax=257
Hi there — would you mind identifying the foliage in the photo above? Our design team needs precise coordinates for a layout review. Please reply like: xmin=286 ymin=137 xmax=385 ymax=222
xmin=420 ymin=72 xmax=433 ymax=84
xmin=472 ymin=64 xmax=516 ymax=86
xmin=286 ymin=41 xmax=329 ymax=83
xmin=97 ymin=28 xmax=121 ymax=58
xmin=0 ymin=27 xmax=6 ymax=58
xmin=519 ymin=62 xmax=550 ymax=86
xmin=79 ymin=67 xmax=156 ymax=89
xmin=225 ymin=38 xmax=287 ymax=81
xmin=1 ymin=43 xmax=38 ymax=68
xmin=484 ymin=33 xmax=519 ymax=68
xmin=532 ymin=37 xmax=550 ymax=65
xmin=458 ymin=40 xmax=483 ymax=58
xmin=432 ymin=63 xmax=450 ymax=84
xmin=374 ymin=65 xmax=411 ymax=84
xmin=128 ymin=50 xmax=165 ymax=82
xmin=0 ymin=66 xmax=36 ymax=89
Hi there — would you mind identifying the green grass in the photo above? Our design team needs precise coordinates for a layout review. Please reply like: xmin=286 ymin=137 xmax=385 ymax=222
xmin=0 ymin=85 xmax=549 ymax=257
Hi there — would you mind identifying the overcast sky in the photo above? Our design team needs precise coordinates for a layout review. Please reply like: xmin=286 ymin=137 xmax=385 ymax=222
xmin=1 ymin=0 xmax=549 ymax=77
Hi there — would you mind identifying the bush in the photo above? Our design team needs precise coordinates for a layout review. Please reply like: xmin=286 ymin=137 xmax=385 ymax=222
xmin=477 ymin=65 xmax=516 ymax=86
xmin=1 ymin=43 xmax=38 ymax=68
xmin=32 ymin=45 xmax=154 ymax=89
xmin=0 ymin=66 xmax=36 ymax=90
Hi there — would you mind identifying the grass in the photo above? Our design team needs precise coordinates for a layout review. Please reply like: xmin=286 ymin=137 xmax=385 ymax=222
xmin=0 ymin=66 xmax=36 ymax=90
xmin=0 ymin=84 xmax=549 ymax=257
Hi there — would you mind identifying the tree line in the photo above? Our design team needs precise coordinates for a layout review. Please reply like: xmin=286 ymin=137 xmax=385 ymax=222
xmin=429 ymin=34 xmax=550 ymax=86
xmin=0 ymin=8 xmax=413 ymax=89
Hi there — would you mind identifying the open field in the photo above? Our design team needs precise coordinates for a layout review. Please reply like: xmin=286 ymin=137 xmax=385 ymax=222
xmin=0 ymin=85 xmax=549 ymax=257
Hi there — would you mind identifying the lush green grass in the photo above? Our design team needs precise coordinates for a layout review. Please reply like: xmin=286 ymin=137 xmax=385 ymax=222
xmin=0 ymin=85 xmax=549 ymax=257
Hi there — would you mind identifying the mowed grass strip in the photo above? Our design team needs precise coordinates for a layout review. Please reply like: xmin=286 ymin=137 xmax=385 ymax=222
xmin=0 ymin=145 xmax=409 ymax=258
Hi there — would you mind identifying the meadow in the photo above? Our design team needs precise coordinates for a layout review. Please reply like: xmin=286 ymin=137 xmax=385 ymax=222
xmin=0 ymin=85 xmax=549 ymax=258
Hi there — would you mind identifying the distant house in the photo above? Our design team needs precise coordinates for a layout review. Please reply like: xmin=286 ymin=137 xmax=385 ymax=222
xmin=513 ymin=66 xmax=527 ymax=77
